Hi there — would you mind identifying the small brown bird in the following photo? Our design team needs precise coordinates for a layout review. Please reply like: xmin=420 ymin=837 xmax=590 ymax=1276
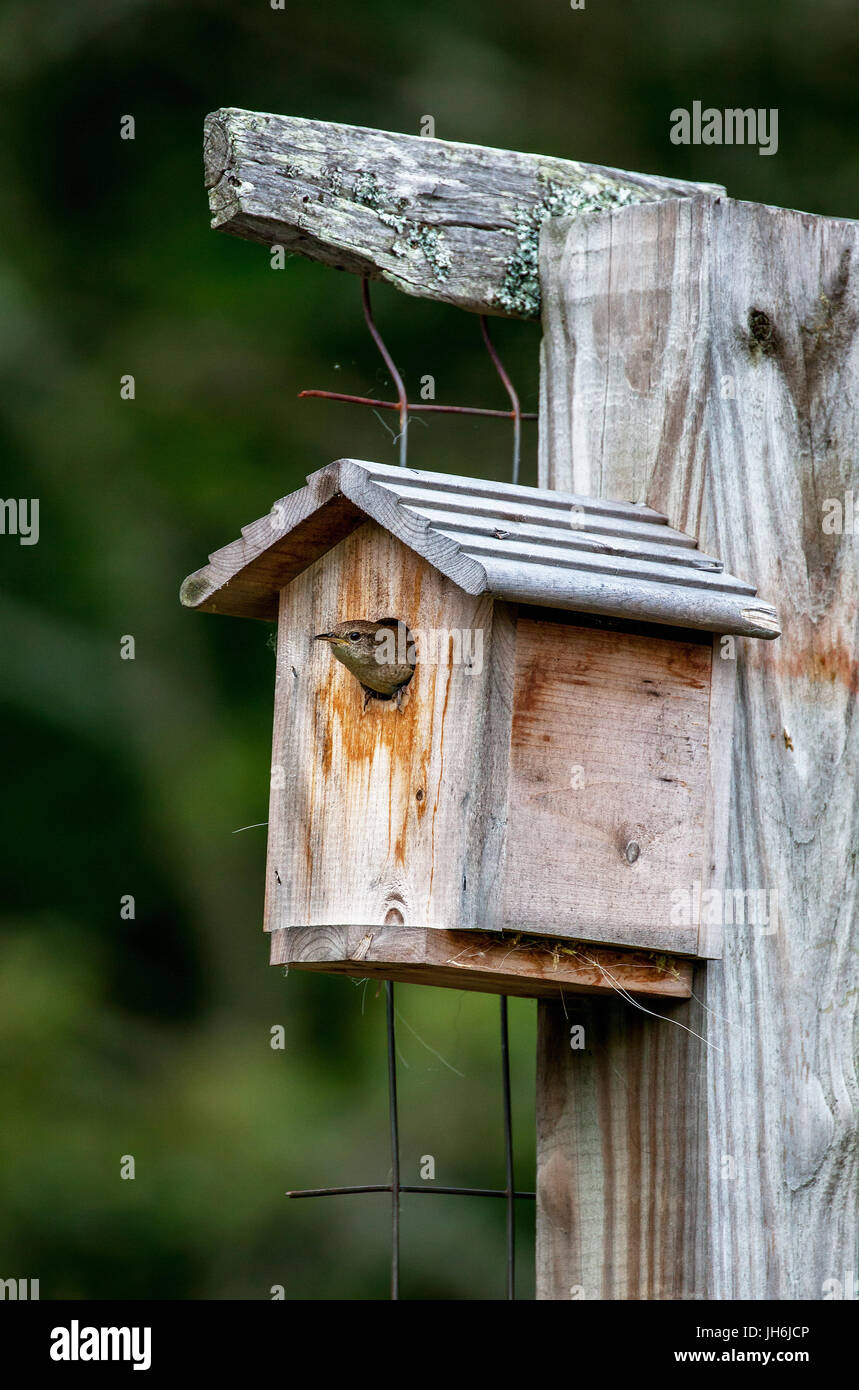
xmin=313 ymin=619 xmax=415 ymax=709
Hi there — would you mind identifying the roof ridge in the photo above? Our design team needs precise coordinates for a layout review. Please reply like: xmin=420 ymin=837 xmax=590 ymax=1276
xmin=181 ymin=458 xmax=780 ymax=638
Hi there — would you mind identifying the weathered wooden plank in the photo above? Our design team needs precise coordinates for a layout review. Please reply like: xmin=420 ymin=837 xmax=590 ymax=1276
xmin=179 ymin=465 xmax=364 ymax=621
xmin=264 ymin=521 xmax=514 ymax=938
xmin=270 ymin=925 xmax=694 ymax=1001
xmin=537 ymin=992 xmax=703 ymax=1299
xmin=536 ymin=195 xmax=859 ymax=1299
xmin=500 ymin=618 xmax=712 ymax=955
xmin=203 ymin=108 xmax=723 ymax=318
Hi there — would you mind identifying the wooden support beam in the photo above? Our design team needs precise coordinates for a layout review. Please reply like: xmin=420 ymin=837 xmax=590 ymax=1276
xmin=203 ymin=108 xmax=721 ymax=318
xmin=536 ymin=195 xmax=859 ymax=1298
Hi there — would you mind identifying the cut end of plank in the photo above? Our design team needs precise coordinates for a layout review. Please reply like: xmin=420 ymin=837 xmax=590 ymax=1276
xmin=740 ymin=604 xmax=782 ymax=639
xmin=180 ymin=569 xmax=215 ymax=609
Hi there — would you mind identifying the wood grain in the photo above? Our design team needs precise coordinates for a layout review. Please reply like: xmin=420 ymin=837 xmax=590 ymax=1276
xmin=536 ymin=194 xmax=859 ymax=1299
xmin=181 ymin=456 xmax=779 ymax=638
xmin=500 ymin=618 xmax=712 ymax=954
xmin=264 ymin=521 xmax=514 ymax=937
xmin=698 ymin=635 xmax=737 ymax=957
xmin=270 ymin=925 xmax=694 ymax=1001
xmin=203 ymin=108 xmax=722 ymax=318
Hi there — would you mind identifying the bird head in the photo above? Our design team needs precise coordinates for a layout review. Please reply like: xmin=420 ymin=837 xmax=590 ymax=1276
xmin=313 ymin=619 xmax=415 ymax=695
xmin=314 ymin=619 xmax=386 ymax=662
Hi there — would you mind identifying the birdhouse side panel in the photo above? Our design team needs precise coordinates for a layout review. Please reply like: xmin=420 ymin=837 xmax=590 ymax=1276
xmin=500 ymin=617 xmax=713 ymax=955
xmin=264 ymin=522 xmax=512 ymax=936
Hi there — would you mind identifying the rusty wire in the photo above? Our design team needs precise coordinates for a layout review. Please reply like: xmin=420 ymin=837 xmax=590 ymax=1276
xmin=297 ymin=277 xmax=535 ymax=472
xmin=361 ymin=280 xmax=409 ymax=468
xmin=479 ymin=315 xmax=522 ymax=485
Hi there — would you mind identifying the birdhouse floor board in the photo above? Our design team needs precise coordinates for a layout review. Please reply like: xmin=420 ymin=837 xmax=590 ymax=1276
xmin=270 ymin=926 xmax=693 ymax=1000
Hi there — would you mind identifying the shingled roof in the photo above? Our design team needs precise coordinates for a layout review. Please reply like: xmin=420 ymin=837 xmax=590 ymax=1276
xmin=180 ymin=459 xmax=780 ymax=639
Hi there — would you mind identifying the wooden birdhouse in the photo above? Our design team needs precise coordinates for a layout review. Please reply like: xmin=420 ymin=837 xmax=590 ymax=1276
xmin=181 ymin=458 xmax=779 ymax=1002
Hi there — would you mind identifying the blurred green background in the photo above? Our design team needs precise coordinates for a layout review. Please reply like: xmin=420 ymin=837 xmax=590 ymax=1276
xmin=0 ymin=0 xmax=856 ymax=1300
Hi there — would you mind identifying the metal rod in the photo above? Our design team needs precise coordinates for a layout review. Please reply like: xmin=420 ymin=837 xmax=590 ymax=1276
xmin=500 ymin=996 xmax=516 ymax=1300
xmin=287 ymin=1184 xmax=536 ymax=1199
xmin=479 ymin=315 xmax=522 ymax=485
xmin=385 ymin=980 xmax=400 ymax=1299
xmin=287 ymin=1185 xmax=392 ymax=1198
xmin=297 ymin=389 xmax=537 ymax=421
xmin=362 ymin=279 xmax=408 ymax=467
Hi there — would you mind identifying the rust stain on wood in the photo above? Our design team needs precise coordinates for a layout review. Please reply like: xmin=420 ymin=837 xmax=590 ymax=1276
xmin=267 ymin=521 xmax=500 ymax=932
xmin=428 ymin=656 xmax=454 ymax=904
xmin=765 ymin=637 xmax=859 ymax=696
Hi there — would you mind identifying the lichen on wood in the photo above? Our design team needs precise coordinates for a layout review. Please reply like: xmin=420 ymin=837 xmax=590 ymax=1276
xmin=203 ymin=108 xmax=722 ymax=318
xmin=496 ymin=175 xmax=648 ymax=317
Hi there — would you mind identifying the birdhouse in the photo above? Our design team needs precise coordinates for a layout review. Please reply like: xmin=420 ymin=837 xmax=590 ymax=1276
xmin=181 ymin=459 xmax=779 ymax=1001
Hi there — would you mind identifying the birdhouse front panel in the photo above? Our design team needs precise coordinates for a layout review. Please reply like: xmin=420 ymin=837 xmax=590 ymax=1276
xmin=264 ymin=519 xmax=512 ymax=939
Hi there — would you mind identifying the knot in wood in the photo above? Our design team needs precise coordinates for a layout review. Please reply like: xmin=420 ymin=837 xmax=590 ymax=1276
xmin=747 ymin=307 xmax=779 ymax=357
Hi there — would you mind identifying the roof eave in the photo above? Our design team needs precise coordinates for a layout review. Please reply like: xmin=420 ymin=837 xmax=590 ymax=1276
xmin=179 ymin=459 xmax=490 ymax=620
xmin=180 ymin=459 xmax=781 ymax=639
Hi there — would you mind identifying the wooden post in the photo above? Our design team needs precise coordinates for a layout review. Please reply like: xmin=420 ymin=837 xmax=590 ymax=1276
xmin=536 ymin=195 xmax=859 ymax=1299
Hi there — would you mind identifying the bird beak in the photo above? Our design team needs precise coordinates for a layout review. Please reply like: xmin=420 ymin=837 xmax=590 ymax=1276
xmin=313 ymin=632 xmax=336 ymax=643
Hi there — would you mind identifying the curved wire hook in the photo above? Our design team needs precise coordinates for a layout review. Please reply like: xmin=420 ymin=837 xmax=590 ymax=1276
xmin=362 ymin=279 xmax=409 ymax=467
xmin=479 ymin=315 xmax=522 ymax=485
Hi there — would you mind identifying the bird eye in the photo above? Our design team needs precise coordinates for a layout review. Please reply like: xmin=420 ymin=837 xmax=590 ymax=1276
xmin=348 ymin=631 xmax=361 ymax=641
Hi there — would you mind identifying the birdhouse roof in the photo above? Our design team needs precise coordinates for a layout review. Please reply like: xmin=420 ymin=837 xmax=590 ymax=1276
xmin=180 ymin=459 xmax=780 ymax=638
